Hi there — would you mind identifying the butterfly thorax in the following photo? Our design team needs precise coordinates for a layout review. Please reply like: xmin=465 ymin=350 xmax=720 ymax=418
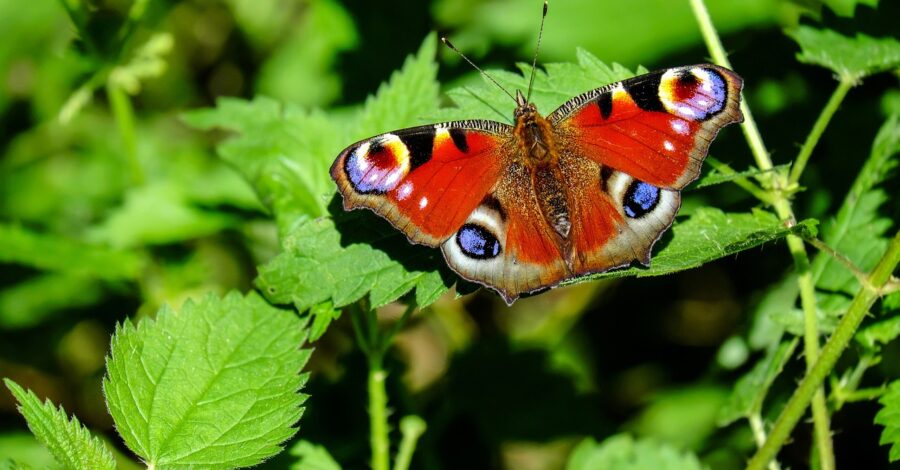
xmin=512 ymin=91 xmax=572 ymax=244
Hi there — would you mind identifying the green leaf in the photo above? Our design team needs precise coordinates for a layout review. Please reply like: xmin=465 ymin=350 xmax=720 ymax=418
xmin=0 ymin=223 xmax=144 ymax=280
xmin=823 ymin=0 xmax=879 ymax=17
xmin=184 ymin=96 xmax=341 ymax=220
xmin=692 ymin=163 xmax=789 ymax=190
xmin=431 ymin=49 xmax=642 ymax=124
xmin=308 ymin=301 xmax=341 ymax=342
xmin=571 ymin=208 xmax=817 ymax=283
xmin=786 ymin=25 xmax=900 ymax=81
xmin=856 ymin=315 xmax=900 ymax=350
xmin=3 ymin=379 xmax=115 ymax=470
xmin=256 ymin=212 xmax=448 ymax=311
xmin=256 ymin=0 xmax=357 ymax=107
xmin=355 ymin=33 xmax=439 ymax=138
xmin=811 ymin=115 xmax=899 ymax=294
xmin=875 ymin=380 xmax=900 ymax=461
xmin=88 ymin=182 xmax=239 ymax=248
xmin=103 ymin=291 xmax=310 ymax=468
xmin=718 ymin=339 xmax=798 ymax=426
xmin=0 ymin=274 xmax=103 ymax=329
xmin=0 ymin=433 xmax=59 ymax=470
xmin=628 ymin=386 xmax=727 ymax=450
xmin=566 ymin=434 xmax=704 ymax=470
xmin=289 ymin=440 xmax=341 ymax=470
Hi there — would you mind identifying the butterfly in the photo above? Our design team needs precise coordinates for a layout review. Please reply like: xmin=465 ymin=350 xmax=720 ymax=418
xmin=330 ymin=33 xmax=743 ymax=304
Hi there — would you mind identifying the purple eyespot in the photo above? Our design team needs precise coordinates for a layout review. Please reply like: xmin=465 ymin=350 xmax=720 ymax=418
xmin=624 ymin=181 xmax=660 ymax=218
xmin=456 ymin=224 xmax=501 ymax=259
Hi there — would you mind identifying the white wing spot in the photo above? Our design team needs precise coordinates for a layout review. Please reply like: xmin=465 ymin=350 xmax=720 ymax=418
xmin=671 ymin=120 xmax=688 ymax=135
xmin=419 ymin=196 xmax=428 ymax=209
xmin=664 ymin=140 xmax=675 ymax=152
xmin=397 ymin=182 xmax=413 ymax=200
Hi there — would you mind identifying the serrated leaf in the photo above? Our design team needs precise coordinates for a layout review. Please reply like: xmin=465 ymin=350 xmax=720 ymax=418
xmin=570 ymin=208 xmax=816 ymax=283
xmin=566 ymin=434 xmax=704 ymax=470
xmin=430 ymin=49 xmax=642 ymax=124
xmin=184 ymin=97 xmax=341 ymax=220
xmin=289 ymin=440 xmax=341 ymax=470
xmin=0 ymin=224 xmax=144 ymax=280
xmin=856 ymin=315 xmax=900 ymax=350
xmin=811 ymin=115 xmax=899 ymax=294
xmin=103 ymin=291 xmax=310 ymax=469
xmin=717 ymin=339 xmax=798 ymax=426
xmin=3 ymin=379 xmax=115 ymax=470
xmin=786 ymin=25 xmax=900 ymax=81
xmin=256 ymin=210 xmax=449 ymax=311
xmin=875 ymin=380 xmax=900 ymax=461
xmin=692 ymin=163 xmax=789 ymax=189
xmin=355 ymin=33 xmax=439 ymax=138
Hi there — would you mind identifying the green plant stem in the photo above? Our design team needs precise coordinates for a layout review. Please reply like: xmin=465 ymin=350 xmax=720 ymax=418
xmin=747 ymin=230 xmax=900 ymax=470
xmin=369 ymin=357 xmax=390 ymax=470
xmin=106 ymin=83 xmax=144 ymax=185
xmin=394 ymin=416 xmax=426 ymax=470
xmin=788 ymin=79 xmax=854 ymax=185
xmin=689 ymin=1 xmax=836 ymax=467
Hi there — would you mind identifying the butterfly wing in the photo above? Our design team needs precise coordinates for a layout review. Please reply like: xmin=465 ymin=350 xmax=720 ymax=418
xmin=332 ymin=120 xmax=570 ymax=303
xmin=332 ymin=121 xmax=512 ymax=246
xmin=551 ymin=64 xmax=743 ymax=276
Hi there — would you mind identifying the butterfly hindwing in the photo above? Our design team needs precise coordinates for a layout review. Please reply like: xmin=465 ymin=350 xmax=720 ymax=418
xmin=331 ymin=121 xmax=511 ymax=246
xmin=550 ymin=64 xmax=743 ymax=189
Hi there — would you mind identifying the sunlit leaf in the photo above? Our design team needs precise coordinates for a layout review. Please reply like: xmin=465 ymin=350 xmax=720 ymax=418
xmin=575 ymin=209 xmax=816 ymax=283
xmin=786 ymin=26 xmax=900 ymax=81
xmin=103 ymin=291 xmax=310 ymax=468
xmin=856 ymin=315 xmax=900 ymax=350
xmin=289 ymin=440 xmax=342 ymax=470
xmin=566 ymin=434 xmax=704 ymax=470
xmin=4 ymin=380 xmax=115 ymax=470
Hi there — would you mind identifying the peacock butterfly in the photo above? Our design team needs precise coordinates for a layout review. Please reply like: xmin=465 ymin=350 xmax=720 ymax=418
xmin=330 ymin=4 xmax=743 ymax=304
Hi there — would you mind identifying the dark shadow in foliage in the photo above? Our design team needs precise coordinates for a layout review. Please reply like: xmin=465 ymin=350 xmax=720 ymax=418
xmin=416 ymin=336 xmax=612 ymax=469
xmin=326 ymin=193 xmax=480 ymax=297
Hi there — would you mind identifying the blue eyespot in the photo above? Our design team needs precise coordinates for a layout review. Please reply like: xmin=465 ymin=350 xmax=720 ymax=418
xmin=624 ymin=181 xmax=660 ymax=218
xmin=456 ymin=224 xmax=501 ymax=259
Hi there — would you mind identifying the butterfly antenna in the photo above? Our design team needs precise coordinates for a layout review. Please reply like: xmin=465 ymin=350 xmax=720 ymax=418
xmin=525 ymin=1 xmax=549 ymax=103
xmin=441 ymin=36 xmax=517 ymax=103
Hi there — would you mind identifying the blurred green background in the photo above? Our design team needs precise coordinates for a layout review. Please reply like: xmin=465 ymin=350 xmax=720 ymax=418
xmin=1 ymin=0 xmax=898 ymax=468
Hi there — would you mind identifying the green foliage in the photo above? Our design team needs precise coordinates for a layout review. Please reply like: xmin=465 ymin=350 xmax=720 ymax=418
xmin=289 ymin=441 xmax=342 ymax=470
xmin=0 ymin=274 xmax=103 ymax=329
xmin=0 ymin=223 xmax=144 ymax=280
xmin=433 ymin=0 xmax=778 ymax=65
xmin=811 ymin=116 xmax=899 ymax=297
xmin=718 ymin=340 xmax=798 ymax=426
xmin=257 ymin=215 xmax=448 ymax=311
xmin=580 ymin=209 xmax=816 ymax=282
xmin=856 ymin=315 xmax=900 ymax=350
xmin=566 ymin=434 xmax=704 ymax=470
xmin=786 ymin=25 xmax=900 ymax=81
xmin=823 ymin=0 xmax=880 ymax=17
xmin=103 ymin=291 xmax=310 ymax=468
xmin=876 ymin=380 xmax=900 ymax=461
xmin=3 ymin=380 xmax=116 ymax=470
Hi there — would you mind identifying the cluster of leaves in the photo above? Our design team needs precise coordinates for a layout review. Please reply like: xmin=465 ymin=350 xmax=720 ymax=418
xmin=2 ymin=0 xmax=900 ymax=469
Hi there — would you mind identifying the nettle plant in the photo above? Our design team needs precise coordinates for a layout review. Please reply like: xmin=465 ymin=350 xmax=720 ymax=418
xmin=3 ymin=1 xmax=900 ymax=469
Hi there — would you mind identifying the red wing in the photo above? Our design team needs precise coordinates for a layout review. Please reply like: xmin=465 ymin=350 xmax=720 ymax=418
xmin=440 ymin=163 xmax=569 ymax=304
xmin=550 ymin=64 xmax=743 ymax=189
xmin=559 ymin=154 xmax=682 ymax=276
xmin=331 ymin=121 xmax=512 ymax=246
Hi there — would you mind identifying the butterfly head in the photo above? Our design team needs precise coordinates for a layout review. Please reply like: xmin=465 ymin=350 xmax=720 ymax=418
xmin=514 ymin=89 xmax=538 ymax=119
